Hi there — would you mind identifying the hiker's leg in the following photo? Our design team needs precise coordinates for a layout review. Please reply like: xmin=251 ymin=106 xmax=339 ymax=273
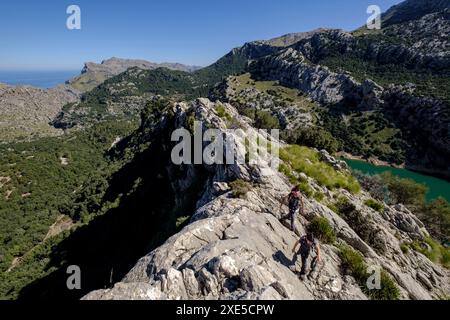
xmin=300 ymin=254 xmax=308 ymax=275
xmin=292 ymin=252 xmax=298 ymax=265
xmin=310 ymin=257 xmax=318 ymax=272
xmin=290 ymin=209 xmax=295 ymax=231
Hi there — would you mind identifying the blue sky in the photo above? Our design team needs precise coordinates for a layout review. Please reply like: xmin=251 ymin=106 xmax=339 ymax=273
xmin=0 ymin=0 xmax=403 ymax=70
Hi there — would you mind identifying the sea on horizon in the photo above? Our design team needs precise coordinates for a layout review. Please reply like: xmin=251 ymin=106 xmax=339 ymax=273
xmin=0 ymin=70 xmax=79 ymax=89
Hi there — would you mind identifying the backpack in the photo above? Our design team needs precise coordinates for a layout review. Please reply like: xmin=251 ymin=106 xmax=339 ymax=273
xmin=288 ymin=191 xmax=300 ymax=211
xmin=299 ymin=235 xmax=316 ymax=255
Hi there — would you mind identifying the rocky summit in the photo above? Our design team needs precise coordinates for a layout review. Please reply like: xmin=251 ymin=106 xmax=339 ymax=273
xmin=83 ymin=99 xmax=449 ymax=300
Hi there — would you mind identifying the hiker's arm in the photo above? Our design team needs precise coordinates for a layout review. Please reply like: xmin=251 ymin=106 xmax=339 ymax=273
xmin=316 ymin=244 xmax=321 ymax=262
xmin=292 ymin=240 xmax=300 ymax=253
xmin=300 ymin=195 xmax=305 ymax=215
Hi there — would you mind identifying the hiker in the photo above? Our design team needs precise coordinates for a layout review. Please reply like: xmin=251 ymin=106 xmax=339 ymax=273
xmin=280 ymin=185 xmax=304 ymax=231
xmin=292 ymin=232 xmax=321 ymax=280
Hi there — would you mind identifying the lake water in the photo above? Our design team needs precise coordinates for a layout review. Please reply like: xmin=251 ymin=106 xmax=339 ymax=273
xmin=0 ymin=70 xmax=79 ymax=89
xmin=344 ymin=159 xmax=450 ymax=203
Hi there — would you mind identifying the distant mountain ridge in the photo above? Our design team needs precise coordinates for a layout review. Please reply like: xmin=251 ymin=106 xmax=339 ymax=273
xmin=254 ymin=28 xmax=329 ymax=47
xmin=0 ymin=58 xmax=201 ymax=141
xmin=52 ymin=0 xmax=450 ymax=178
xmin=382 ymin=0 xmax=450 ymax=26
xmin=69 ymin=57 xmax=202 ymax=92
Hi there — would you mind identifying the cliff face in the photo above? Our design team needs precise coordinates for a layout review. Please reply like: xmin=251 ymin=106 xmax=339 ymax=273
xmin=243 ymin=8 xmax=450 ymax=177
xmin=83 ymin=99 xmax=449 ymax=300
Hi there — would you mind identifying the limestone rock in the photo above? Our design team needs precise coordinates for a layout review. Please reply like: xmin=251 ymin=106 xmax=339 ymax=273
xmin=83 ymin=99 xmax=449 ymax=301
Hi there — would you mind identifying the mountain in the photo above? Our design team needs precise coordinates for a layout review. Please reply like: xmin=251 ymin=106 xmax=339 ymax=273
xmin=1 ymin=0 xmax=449 ymax=301
xmin=53 ymin=0 xmax=450 ymax=177
xmin=254 ymin=29 xmax=328 ymax=47
xmin=382 ymin=0 xmax=450 ymax=26
xmin=0 ymin=58 xmax=200 ymax=142
xmin=76 ymin=98 xmax=448 ymax=300
xmin=4 ymin=97 xmax=447 ymax=300
xmin=68 ymin=57 xmax=202 ymax=92
xmin=0 ymin=84 xmax=80 ymax=141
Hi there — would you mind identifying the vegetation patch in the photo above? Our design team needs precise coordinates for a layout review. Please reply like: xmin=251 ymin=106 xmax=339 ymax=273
xmin=334 ymin=197 xmax=387 ymax=254
xmin=229 ymin=179 xmax=251 ymax=199
xmin=409 ymin=237 xmax=450 ymax=269
xmin=176 ymin=216 xmax=191 ymax=230
xmin=338 ymin=245 xmax=400 ymax=300
xmin=308 ymin=217 xmax=336 ymax=244
xmin=365 ymin=199 xmax=384 ymax=212
xmin=280 ymin=145 xmax=360 ymax=194
xmin=354 ymin=171 xmax=449 ymax=244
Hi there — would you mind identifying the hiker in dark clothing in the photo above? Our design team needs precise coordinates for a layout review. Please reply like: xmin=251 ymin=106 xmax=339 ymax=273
xmin=280 ymin=186 xmax=304 ymax=231
xmin=292 ymin=232 xmax=321 ymax=279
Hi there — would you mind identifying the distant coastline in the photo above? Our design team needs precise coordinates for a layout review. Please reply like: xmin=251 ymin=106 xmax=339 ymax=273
xmin=0 ymin=70 xmax=79 ymax=89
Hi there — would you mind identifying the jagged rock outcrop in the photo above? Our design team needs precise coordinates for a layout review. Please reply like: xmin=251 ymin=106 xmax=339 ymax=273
xmin=250 ymin=46 xmax=384 ymax=108
xmin=246 ymin=17 xmax=450 ymax=177
xmin=83 ymin=99 xmax=449 ymax=301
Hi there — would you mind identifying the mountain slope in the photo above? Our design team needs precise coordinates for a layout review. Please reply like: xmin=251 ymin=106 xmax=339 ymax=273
xmin=68 ymin=57 xmax=201 ymax=92
xmin=0 ymin=84 xmax=80 ymax=141
xmin=0 ymin=58 xmax=198 ymax=142
xmin=51 ymin=1 xmax=450 ymax=177
xmin=382 ymin=0 xmax=450 ymax=26
xmin=82 ymin=98 xmax=449 ymax=300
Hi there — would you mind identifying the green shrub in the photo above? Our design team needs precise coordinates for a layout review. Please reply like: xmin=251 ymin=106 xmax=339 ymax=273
xmin=282 ymin=126 xmax=340 ymax=154
xmin=338 ymin=245 xmax=400 ymax=300
xmin=254 ymin=110 xmax=280 ymax=129
xmin=371 ymin=270 xmax=401 ymax=301
xmin=176 ymin=216 xmax=190 ymax=229
xmin=216 ymin=104 xmax=232 ymax=122
xmin=334 ymin=196 xmax=355 ymax=215
xmin=355 ymin=172 xmax=450 ymax=244
xmin=338 ymin=245 xmax=367 ymax=281
xmin=365 ymin=199 xmax=384 ymax=212
xmin=418 ymin=198 xmax=450 ymax=244
xmin=400 ymin=242 xmax=410 ymax=254
xmin=380 ymin=172 xmax=428 ymax=207
xmin=308 ymin=217 xmax=336 ymax=244
xmin=280 ymin=145 xmax=360 ymax=194
xmin=335 ymin=197 xmax=387 ymax=254
xmin=410 ymin=237 xmax=450 ymax=269
xmin=313 ymin=191 xmax=325 ymax=202
xmin=278 ymin=163 xmax=313 ymax=198
xmin=229 ymin=179 xmax=251 ymax=199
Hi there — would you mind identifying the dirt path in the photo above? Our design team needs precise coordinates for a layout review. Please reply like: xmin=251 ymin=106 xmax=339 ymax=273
xmin=6 ymin=215 xmax=75 ymax=273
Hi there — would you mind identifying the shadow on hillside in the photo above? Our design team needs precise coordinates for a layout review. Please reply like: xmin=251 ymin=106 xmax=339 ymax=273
xmin=17 ymin=136 xmax=208 ymax=300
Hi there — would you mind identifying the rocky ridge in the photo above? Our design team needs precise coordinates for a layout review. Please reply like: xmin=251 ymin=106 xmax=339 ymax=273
xmin=246 ymin=21 xmax=450 ymax=176
xmin=69 ymin=57 xmax=201 ymax=92
xmin=83 ymin=98 xmax=449 ymax=300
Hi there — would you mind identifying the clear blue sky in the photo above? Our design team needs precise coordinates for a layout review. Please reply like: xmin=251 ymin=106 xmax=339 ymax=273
xmin=0 ymin=0 xmax=403 ymax=70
